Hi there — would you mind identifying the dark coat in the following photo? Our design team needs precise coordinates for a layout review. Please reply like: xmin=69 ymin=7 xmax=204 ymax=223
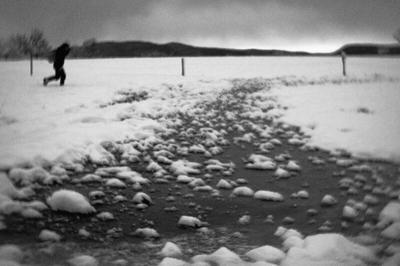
xmin=53 ymin=43 xmax=70 ymax=69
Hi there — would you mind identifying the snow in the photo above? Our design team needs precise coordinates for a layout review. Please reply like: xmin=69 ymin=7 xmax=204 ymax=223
xmin=132 ymin=192 xmax=152 ymax=205
xmin=281 ymin=233 xmax=378 ymax=266
xmin=96 ymin=212 xmax=114 ymax=221
xmin=1 ymin=57 xmax=400 ymax=265
xmin=132 ymin=227 xmax=160 ymax=239
xmin=272 ymin=80 xmax=400 ymax=162
xmin=245 ymin=245 xmax=285 ymax=264
xmin=38 ymin=229 xmax=61 ymax=242
xmin=46 ymin=189 xmax=96 ymax=214
xmin=105 ymin=178 xmax=126 ymax=188
xmin=68 ymin=255 xmax=98 ymax=266
xmin=160 ymin=242 xmax=182 ymax=258
xmin=1 ymin=57 xmax=399 ymax=171
xmin=254 ymin=191 xmax=284 ymax=201
xmin=378 ymin=201 xmax=400 ymax=228
xmin=0 ymin=245 xmax=23 ymax=263
xmin=232 ymin=186 xmax=255 ymax=197
xmin=178 ymin=215 xmax=203 ymax=228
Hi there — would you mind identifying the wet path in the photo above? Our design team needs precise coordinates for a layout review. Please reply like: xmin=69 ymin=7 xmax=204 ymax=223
xmin=1 ymin=80 xmax=399 ymax=265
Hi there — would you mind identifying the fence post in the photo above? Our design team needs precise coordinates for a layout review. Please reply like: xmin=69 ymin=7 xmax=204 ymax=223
xmin=341 ymin=51 xmax=346 ymax=76
xmin=30 ymin=53 xmax=33 ymax=76
xmin=181 ymin=58 xmax=185 ymax=76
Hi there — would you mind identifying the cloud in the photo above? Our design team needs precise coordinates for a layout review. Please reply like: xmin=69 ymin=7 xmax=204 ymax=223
xmin=0 ymin=0 xmax=399 ymax=52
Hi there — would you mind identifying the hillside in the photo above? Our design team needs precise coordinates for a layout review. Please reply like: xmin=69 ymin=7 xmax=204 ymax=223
xmin=334 ymin=43 xmax=400 ymax=55
xmin=69 ymin=41 xmax=312 ymax=58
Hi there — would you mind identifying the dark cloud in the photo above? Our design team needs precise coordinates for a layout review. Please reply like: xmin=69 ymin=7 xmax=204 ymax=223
xmin=0 ymin=0 xmax=399 ymax=52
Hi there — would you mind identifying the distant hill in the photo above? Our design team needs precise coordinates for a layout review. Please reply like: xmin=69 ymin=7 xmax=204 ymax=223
xmin=68 ymin=40 xmax=400 ymax=58
xmin=69 ymin=41 xmax=311 ymax=58
xmin=334 ymin=43 xmax=400 ymax=56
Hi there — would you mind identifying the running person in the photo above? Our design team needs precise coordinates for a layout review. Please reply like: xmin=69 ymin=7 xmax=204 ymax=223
xmin=43 ymin=43 xmax=70 ymax=86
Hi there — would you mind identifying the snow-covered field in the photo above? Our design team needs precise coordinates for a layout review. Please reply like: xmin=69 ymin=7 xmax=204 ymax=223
xmin=1 ymin=56 xmax=400 ymax=266
xmin=1 ymin=57 xmax=399 ymax=169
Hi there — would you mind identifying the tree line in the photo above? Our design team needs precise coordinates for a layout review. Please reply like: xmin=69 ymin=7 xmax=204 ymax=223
xmin=0 ymin=29 xmax=51 ymax=59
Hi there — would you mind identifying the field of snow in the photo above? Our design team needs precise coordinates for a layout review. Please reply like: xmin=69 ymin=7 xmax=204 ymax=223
xmin=1 ymin=56 xmax=400 ymax=265
xmin=0 ymin=56 xmax=399 ymax=169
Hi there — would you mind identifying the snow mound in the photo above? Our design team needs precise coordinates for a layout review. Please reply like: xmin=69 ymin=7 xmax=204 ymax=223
xmin=105 ymin=178 xmax=126 ymax=188
xmin=68 ymin=255 xmax=98 ymax=266
xmin=254 ymin=191 xmax=284 ymax=201
xmin=132 ymin=228 xmax=160 ymax=239
xmin=178 ymin=216 xmax=203 ymax=228
xmin=0 ymin=245 xmax=23 ymax=263
xmin=170 ymin=160 xmax=201 ymax=175
xmin=158 ymin=257 xmax=186 ymax=266
xmin=245 ymin=245 xmax=285 ymax=264
xmin=160 ymin=242 xmax=182 ymax=258
xmin=232 ymin=186 xmax=254 ymax=197
xmin=0 ymin=173 xmax=21 ymax=199
xmin=246 ymin=154 xmax=276 ymax=170
xmin=281 ymin=233 xmax=378 ymax=266
xmin=378 ymin=201 xmax=400 ymax=228
xmin=47 ymin=190 xmax=96 ymax=214
xmin=132 ymin=192 xmax=152 ymax=205
xmin=39 ymin=229 xmax=61 ymax=242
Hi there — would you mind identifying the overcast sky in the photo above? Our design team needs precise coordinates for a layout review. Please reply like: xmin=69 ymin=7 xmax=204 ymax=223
xmin=1 ymin=0 xmax=399 ymax=52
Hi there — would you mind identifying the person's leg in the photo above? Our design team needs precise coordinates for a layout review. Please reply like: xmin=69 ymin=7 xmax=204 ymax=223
xmin=43 ymin=68 xmax=61 ymax=85
xmin=59 ymin=68 xmax=66 ymax=85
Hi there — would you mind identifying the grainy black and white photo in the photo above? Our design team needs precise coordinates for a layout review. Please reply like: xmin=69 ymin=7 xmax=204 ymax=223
xmin=0 ymin=1 xmax=400 ymax=265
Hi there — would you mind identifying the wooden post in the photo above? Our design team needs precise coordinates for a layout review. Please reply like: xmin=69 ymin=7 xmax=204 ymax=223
xmin=30 ymin=53 xmax=33 ymax=76
xmin=181 ymin=58 xmax=185 ymax=76
xmin=341 ymin=51 xmax=346 ymax=76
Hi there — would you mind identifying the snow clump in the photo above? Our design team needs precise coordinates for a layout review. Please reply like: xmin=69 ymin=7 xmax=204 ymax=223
xmin=178 ymin=216 xmax=203 ymax=228
xmin=254 ymin=191 xmax=284 ymax=201
xmin=47 ymin=190 xmax=96 ymax=214
xmin=160 ymin=242 xmax=182 ymax=258
xmin=231 ymin=186 xmax=254 ymax=197
xmin=68 ymin=254 xmax=98 ymax=266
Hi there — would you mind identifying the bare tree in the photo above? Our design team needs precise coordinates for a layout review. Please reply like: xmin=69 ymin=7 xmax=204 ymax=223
xmin=29 ymin=28 xmax=51 ymax=57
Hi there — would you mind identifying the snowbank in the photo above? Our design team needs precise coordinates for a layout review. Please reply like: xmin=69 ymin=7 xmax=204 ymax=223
xmin=272 ymin=80 xmax=400 ymax=162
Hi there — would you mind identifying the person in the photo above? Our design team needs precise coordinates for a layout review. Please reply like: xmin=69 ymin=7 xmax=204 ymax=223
xmin=43 ymin=43 xmax=71 ymax=86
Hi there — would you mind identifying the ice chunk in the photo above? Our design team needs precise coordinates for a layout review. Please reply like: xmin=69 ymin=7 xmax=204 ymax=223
xmin=170 ymin=160 xmax=201 ymax=175
xmin=274 ymin=168 xmax=290 ymax=178
xmin=246 ymin=154 xmax=276 ymax=170
xmin=0 ymin=173 xmax=20 ymax=199
xmin=47 ymin=189 xmax=95 ymax=214
xmin=281 ymin=233 xmax=378 ymax=266
xmin=132 ymin=228 xmax=159 ymax=239
xmin=232 ymin=186 xmax=254 ymax=197
xmin=246 ymin=245 xmax=285 ymax=264
xmin=158 ymin=257 xmax=186 ymax=266
xmin=68 ymin=255 xmax=98 ymax=266
xmin=254 ymin=191 xmax=284 ymax=201
xmin=0 ymin=244 xmax=23 ymax=262
xmin=86 ymin=144 xmax=116 ymax=165
xmin=378 ymin=201 xmax=400 ymax=228
xmin=287 ymin=161 xmax=301 ymax=171
xmin=381 ymin=222 xmax=400 ymax=239
xmin=342 ymin=205 xmax=358 ymax=220
xmin=132 ymin=192 xmax=152 ymax=205
xmin=178 ymin=215 xmax=203 ymax=228
xmin=39 ymin=229 xmax=61 ymax=242
xmin=321 ymin=194 xmax=337 ymax=207
xmin=96 ymin=212 xmax=114 ymax=221
xmin=105 ymin=178 xmax=126 ymax=188
xmin=216 ymin=179 xmax=233 ymax=189
xmin=160 ymin=242 xmax=182 ymax=258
